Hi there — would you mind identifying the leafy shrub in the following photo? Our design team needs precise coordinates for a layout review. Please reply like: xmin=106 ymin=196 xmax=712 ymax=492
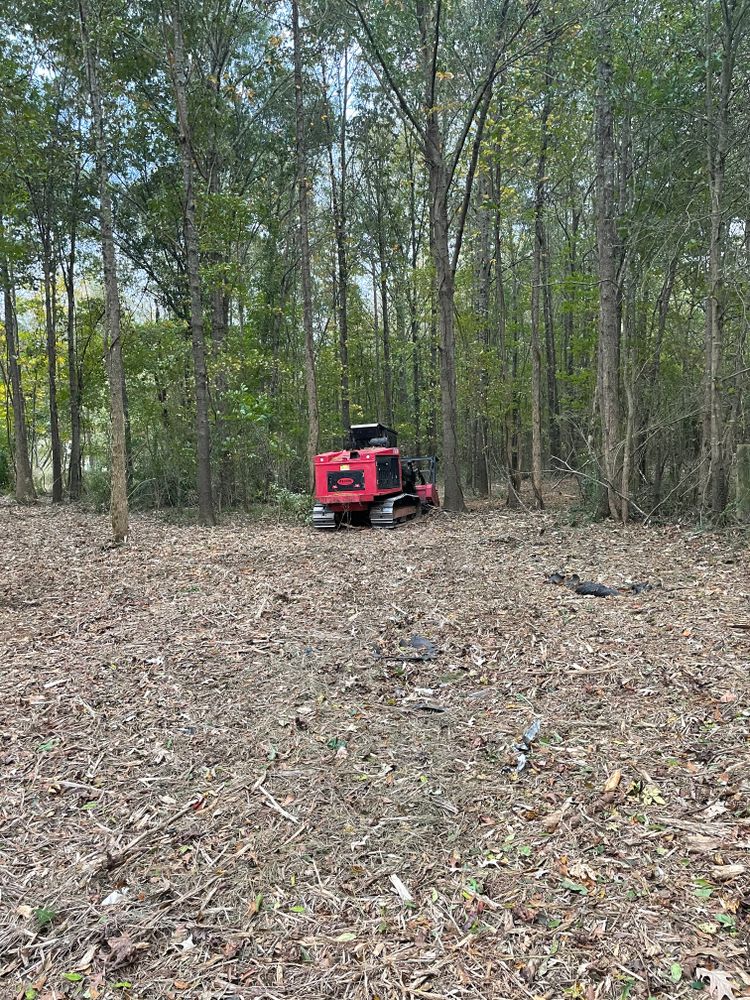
xmin=0 ymin=449 xmax=10 ymax=489
xmin=266 ymin=484 xmax=311 ymax=522
xmin=82 ymin=468 xmax=111 ymax=512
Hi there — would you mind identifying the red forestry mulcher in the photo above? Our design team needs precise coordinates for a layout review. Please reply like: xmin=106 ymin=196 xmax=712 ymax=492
xmin=312 ymin=423 xmax=440 ymax=529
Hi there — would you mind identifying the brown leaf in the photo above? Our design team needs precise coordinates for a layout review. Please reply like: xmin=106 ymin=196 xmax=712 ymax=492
xmin=542 ymin=809 xmax=564 ymax=832
xmin=686 ymin=834 xmax=723 ymax=853
xmin=107 ymin=932 xmax=136 ymax=968
xmin=223 ymin=938 xmax=243 ymax=959
xmin=696 ymin=967 xmax=736 ymax=1000
xmin=710 ymin=864 xmax=745 ymax=881
xmin=75 ymin=944 xmax=98 ymax=970
xmin=604 ymin=768 xmax=622 ymax=792
xmin=542 ymin=798 xmax=571 ymax=832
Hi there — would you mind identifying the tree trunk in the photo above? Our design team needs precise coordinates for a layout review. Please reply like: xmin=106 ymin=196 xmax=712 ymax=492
xmin=167 ymin=7 xmax=216 ymax=526
xmin=63 ymin=226 xmax=82 ymax=500
xmin=428 ymin=157 xmax=465 ymax=512
xmin=415 ymin=0 xmax=469 ymax=513
xmin=473 ymin=177 xmax=492 ymax=498
xmin=543 ymin=228 xmax=559 ymax=461
xmin=530 ymin=94 xmax=549 ymax=509
xmin=371 ymin=258 xmax=381 ymax=415
xmin=79 ymin=0 xmax=129 ymax=543
xmin=42 ymin=243 xmax=63 ymax=502
xmin=506 ymin=231 xmax=522 ymax=509
xmin=1 ymin=256 xmax=35 ymax=502
xmin=375 ymin=181 xmax=394 ymax=427
xmin=323 ymin=54 xmax=351 ymax=434
xmin=292 ymin=0 xmax=319 ymax=487
xmin=595 ymin=10 xmax=621 ymax=521
xmin=701 ymin=0 xmax=735 ymax=516
xmin=211 ymin=286 xmax=232 ymax=508
xmin=407 ymin=137 xmax=423 ymax=454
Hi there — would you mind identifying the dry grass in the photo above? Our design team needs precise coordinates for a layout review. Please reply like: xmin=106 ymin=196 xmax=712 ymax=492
xmin=1 ymin=493 xmax=749 ymax=1000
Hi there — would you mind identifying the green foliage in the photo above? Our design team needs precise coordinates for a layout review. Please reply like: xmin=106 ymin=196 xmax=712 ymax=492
xmin=265 ymin=484 xmax=311 ymax=523
xmin=34 ymin=906 xmax=56 ymax=929
xmin=0 ymin=0 xmax=748 ymax=520
xmin=0 ymin=448 xmax=10 ymax=489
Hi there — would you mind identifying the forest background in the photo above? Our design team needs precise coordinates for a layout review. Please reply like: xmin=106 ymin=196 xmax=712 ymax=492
xmin=2 ymin=0 xmax=750 ymax=539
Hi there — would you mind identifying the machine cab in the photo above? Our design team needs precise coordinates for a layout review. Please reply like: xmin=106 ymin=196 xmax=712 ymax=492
xmin=346 ymin=423 xmax=398 ymax=449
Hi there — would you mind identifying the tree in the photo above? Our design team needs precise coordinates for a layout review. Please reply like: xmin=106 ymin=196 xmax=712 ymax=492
xmin=701 ymin=0 xmax=749 ymax=515
xmin=595 ymin=4 xmax=621 ymax=521
xmin=79 ymin=0 xmax=129 ymax=542
xmin=292 ymin=0 xmax=320 ymax=486
xmin=162 ymin=1 xmax=216 ymax=526
xmin=1 ymin=256 xmax=36 ymax=502
xmin=349 ymin=0 xmax=534 ymax=511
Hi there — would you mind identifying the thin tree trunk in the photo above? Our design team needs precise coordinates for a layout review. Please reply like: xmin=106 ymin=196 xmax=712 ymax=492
xmin=208 ymin=174 xmax=232 ymax=509
xmin=323 ymin=54 xmax=351 ymax=434
xmin=534 ymin=36 xmax=558 ymax=495
xmin=542 ymin=227 xmax=559 ymax=461
xmin=473 ymin=172 xmax=492 ymax=497
xmin=79 ymin=0 xmax=129 ymax=542
xmin=375 ymin=179 xmax=394 ymax=427
xmin=379 ymin=256 xmax=393 ymax=427
xmin=701 ymin=0 xmax=735 ymax=516
xmin=530 ymin=97 xmax=548 ymax=509
xmin=506 ymin=230 xmax=522 ymax=508
xmin=166 ymin=6 xmax=216 ymax=525
xmin=42 ymin=244 xmax=63 ymax=502
xmin=371 ymin=258 xmax=381 ymax=414
xmin=620 ymin=267 xmax=637 ymax=523
xmin=292 ymin=0 xmax=319 ymax=486
xmin=63 ymin=224 xmax=82 ymax=499
xmin=1 ymin=255 xmax=35 ymax=502
xmin=595 ymin=9 xmax=621 ymax=521
xmin=428 ymin=158 xmax=465 ymax=512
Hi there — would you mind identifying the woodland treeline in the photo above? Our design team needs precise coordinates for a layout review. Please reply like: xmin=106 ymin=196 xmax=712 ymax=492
xmin=1 ymin=0 xmax=750 ymax=539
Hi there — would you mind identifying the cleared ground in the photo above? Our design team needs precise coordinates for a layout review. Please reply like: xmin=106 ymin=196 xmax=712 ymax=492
xmin=1 ymin=495 xmax=749 ymax=1000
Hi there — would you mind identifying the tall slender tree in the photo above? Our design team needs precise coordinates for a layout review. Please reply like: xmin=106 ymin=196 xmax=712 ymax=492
xmin=163 ymin=1 xmax=216 ymax=526
xmin=595 ymin=5 xmax=621 ymax=521
xmin=292 ymin=0 xmax=320 ymax=486
xmin=79 ymin=0 xmax=129 ymax=542
xmin=1 ymin=255 xmax=35 ymax=502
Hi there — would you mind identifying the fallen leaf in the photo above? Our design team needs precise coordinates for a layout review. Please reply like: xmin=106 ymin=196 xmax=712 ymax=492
xmin=696 ymin=967 xmax=736 ymax=1000
xmin=697 ymin=922 xmax=719 ymax=935
xmin=389 ymin=874 xmax=414 ymax=902
xmin=560 ymin=877 xmax=588 ymax=895
xmin=569 ymin=861 xmax=597 ymax=882
xmin=710 ymin=864 xmax=745 ymax=882
xmin=75 ymin=945 xmax=98 ymax=971
xmin=641 ymin=783 xmax=666 ymax=805
xmin=101 ymin=889 xmax=129 ymax=907
xmin=107 ymin=932 xmax=137 ymax=967
xmin=686 ymin=835 xmax=723 ymax=853
xmin=702 ymin=802 xmax=729 ymax=821
xmin=179 ymin=934 xmax=195 ymax=952
xmin=604 ymin=769 xmax=622 ymax=792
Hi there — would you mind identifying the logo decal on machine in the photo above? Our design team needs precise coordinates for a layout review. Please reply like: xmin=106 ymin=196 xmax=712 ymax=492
xmin=327 ymin=470 xmax=365 ymax=492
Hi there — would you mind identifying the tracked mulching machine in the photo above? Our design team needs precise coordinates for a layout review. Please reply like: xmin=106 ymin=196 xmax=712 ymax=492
xmin=312 ymin=423 xmax=439 ymax=529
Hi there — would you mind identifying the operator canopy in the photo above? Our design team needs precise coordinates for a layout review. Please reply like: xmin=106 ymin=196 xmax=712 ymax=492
xmin=347 ymin=423 xmax=397 ymax=449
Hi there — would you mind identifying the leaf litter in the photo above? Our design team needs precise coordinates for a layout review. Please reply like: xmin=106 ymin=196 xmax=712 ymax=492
xmin=1 ymin=493 xmax=749 ymax=998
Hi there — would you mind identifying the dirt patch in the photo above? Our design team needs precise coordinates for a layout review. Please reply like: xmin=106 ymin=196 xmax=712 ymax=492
xmin=1 ymin=499 xmax=749 ymax=999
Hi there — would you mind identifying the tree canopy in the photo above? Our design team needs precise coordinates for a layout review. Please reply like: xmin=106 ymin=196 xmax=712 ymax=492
xmin=1 ymin=0 xmax=749 ymax=528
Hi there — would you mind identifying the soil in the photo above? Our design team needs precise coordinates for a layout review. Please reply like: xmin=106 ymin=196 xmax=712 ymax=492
xmin=1 ymin=495 xmax=749 ymax=999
